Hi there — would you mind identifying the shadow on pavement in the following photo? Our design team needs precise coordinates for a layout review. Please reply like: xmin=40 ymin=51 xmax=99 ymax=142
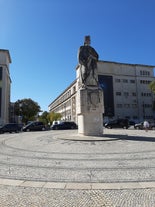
xmin=103 ymin=133 xmax=155 ymax=142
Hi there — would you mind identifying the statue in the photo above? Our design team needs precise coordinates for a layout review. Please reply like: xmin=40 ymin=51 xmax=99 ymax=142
xmin=78 ymin=36 xmax=99 ymax=88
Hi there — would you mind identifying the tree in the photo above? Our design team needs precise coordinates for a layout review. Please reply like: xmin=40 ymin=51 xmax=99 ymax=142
xmin=39 ymin=111 xmax=50 ymax=125
xmin=48 ymin=112 xmax=62 ymax=124
xmin=14 ymin=98 xmax=41 ymax=124
xmin=149 ymin=81 xmax=155 ymax=94
xmin=149 ymin=81 xmax=155 ymax=111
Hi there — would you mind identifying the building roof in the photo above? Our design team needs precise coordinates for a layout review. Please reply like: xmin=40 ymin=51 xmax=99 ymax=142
xmin=0 ymin=49 xmax=12 ymax=63
xmin=98 ymin=60 xmax=155 ymax=68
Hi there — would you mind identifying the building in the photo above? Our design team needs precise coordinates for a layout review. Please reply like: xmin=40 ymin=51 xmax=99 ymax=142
xmin=0 ymin=49 xmax=12 ymax=125
xmin=49 ymin=81 xmax=77 ymax=122
xmin=48 ymin=60 xmax=155 ymax=123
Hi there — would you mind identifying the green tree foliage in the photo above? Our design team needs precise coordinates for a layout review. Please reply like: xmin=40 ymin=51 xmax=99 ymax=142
xmin=48 ymin=112 xmax=62 ymax=124
xmin=14 ymin=98 xmax=41 ymax=124
xmin=39 ymin=111 xmax=50 ymax=125
xmin=149 ymin=81 xmax=155 ymax=111
xmin=149 ymin=80 xmax=155 ymax=94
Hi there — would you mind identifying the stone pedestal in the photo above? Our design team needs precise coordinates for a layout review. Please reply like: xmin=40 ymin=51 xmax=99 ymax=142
xmin=77 ymin=88 xmax=104 ymax=136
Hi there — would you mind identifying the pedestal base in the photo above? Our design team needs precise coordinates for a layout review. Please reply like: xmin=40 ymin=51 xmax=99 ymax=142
xmin=78 ymin=113 xmax=103 ymax=136
xmin=77 ymin=88 xmax=104 ymax=136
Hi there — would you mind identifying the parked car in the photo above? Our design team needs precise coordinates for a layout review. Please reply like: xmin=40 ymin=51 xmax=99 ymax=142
xmin=150 ymin=122 xmax=155 ymax=130
xmin=134 ymin=122 xmax=144 ymax=130
xmin=22 ymin=121 xmax=46 ymax=132
xmin=0 ymin=123 xmax=22 ymax=133
xmin=129 ymin=120 xmax=136 ymax=126
xmin=104 ymin=118 xmax=129 ymax=129
xmin=51 ymin=121 xmax=78 ymax=130
xmin=134 ymin=121 xmax=155 ymax=130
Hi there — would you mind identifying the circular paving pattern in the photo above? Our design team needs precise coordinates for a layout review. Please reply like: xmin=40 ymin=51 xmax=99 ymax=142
xmin=0 ymin=129 xmax=155 ymax=183
xmin=0 ymin=129 xmax=155 ymax=206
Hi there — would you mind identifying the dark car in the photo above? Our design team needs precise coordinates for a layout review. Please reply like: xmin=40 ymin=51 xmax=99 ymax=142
xmin=134 ymin=121 xmax=155 ymax=130
xmin=51 ymin=121 xmax=78 ymax=130
xmin=104 ymin=118 xmax=129 ymax=129
xmin=129 ymin=120 xmax=136 ymax=126
xmin=0 ymin=123 xmax=22 ymax=133
xmin=22 ymin=121 xmax=46 ymax=132
xmin=134 ymin=122 xmax=144 ymax=130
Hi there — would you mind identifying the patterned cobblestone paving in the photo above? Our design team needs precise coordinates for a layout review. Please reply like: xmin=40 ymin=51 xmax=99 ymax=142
xmin=0 ymin=185 xmax=155 ymax=207
xmin=0 ymin=129 xmax=155 ymax=206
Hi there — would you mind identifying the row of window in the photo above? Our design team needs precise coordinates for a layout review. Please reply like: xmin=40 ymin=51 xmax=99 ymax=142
xmin=116 ymin=92 xmax=136 ymax=96
xmin=115 ymin=79 xmax=135 ymax=83
xmin=116 ymin=104 xmax=138 ymax=108
xmin=140 ymin=70 xmax=150 ymax=76
xmin=124 ymin=115 xmax=154 ymax=120
xmin=140 ymin=80 xmax=151 ymax=84
xmin=116 ymin=104 xmax=152 ymax=108
xmin=115 ymin=78 xmax=152 ymax=85
xmin=116 ymin=91 xmax=152 ymax=97
xmin=141 ymin=92 xmax=152 ymax=97
xmin=142 ymin=103 xmax=152 ymax=108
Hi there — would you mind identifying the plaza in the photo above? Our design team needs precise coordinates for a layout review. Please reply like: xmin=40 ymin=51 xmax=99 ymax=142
xmin=0 ymin=128 xmax=155 ymax=206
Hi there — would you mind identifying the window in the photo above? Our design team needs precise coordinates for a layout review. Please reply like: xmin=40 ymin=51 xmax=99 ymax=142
xmin=73 ymin=86 xmax=76 ymax=93
xmin=140 ymin=70 xmax=150 ymax=76
xmin=116 ymin=104 xmax=122 ymax=108
xmin=141 ymin=92 xmax=152 ymax=97
xmin=132 ymin=92 xmax=136 ymax=96
xmin=124 ymin=104 xmax=130 ymax=108
xmin=115 ymin=79 xmax=120 ymax=83
xmin=123 ymin=79 xmax=128 ymax=83
xmin=124 ymin=92 xmax=129 ymax=97
xmin=116 ymin=92 xmax=121 ymax=96
xmin=130 ymin=80 xmax=135 ymax=83
xmin=132 ymin=104 xmax=137 ymax=108
xmin=140 ymin=80 xmax=151 ymax=84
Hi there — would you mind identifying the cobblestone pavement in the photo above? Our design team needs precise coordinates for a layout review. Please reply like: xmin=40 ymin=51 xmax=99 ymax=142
xmin=0 ymin=185 xmax=155 ymax=206
xmin=0 ymin=128 xmax=155 ymax=206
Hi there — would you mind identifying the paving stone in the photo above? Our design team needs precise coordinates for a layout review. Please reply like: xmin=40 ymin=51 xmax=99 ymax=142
xmin=0 ymin=129 xmax=155 ymax=206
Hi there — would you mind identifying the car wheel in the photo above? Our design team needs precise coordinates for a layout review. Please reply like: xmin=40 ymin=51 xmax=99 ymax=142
xmin=26 ymin=129 xmax=30 ymax=132
xmin=42 ymin=127 xmax=45 ymax=131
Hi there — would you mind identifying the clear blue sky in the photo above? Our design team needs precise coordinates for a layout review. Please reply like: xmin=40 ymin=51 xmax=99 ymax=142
xmin=0 ymin=0 xmax=155 ymax=112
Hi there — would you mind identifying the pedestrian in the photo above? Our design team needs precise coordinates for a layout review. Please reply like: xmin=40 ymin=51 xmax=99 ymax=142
xmin=143 ymin=120 xmax=149 ymax=132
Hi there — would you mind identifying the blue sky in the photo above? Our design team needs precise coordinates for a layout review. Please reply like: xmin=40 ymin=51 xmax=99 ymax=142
xmin=0 ymin=0 xmax=155 ymax=112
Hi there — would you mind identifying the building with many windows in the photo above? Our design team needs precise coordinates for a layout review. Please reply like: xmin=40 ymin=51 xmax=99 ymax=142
xmin=0 ymin=49 xmax=12 ymax=125
xmin=48 ymin=60 xmax=155 ymax=123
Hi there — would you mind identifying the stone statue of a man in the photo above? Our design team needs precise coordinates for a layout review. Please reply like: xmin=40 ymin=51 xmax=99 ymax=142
xmin=78 ymin=36 xmax=99 ymax=88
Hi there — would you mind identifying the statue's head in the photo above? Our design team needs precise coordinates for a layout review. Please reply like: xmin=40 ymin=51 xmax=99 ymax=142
xmin=84 ymin=35 xmax=91 ymax=46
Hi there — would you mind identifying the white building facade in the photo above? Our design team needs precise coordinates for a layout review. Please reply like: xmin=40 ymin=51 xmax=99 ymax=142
xmin=0 ymin=49 xmax=12 ymax=125
xmin=48 ymin=60 xmax=155 ymax=123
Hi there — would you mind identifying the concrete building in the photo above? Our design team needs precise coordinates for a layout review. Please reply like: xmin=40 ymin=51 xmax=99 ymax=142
xmin=0 ymin=49 xmax=12 ymax=125
xmin=48 ymin=60 xmax=155 ymax=123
